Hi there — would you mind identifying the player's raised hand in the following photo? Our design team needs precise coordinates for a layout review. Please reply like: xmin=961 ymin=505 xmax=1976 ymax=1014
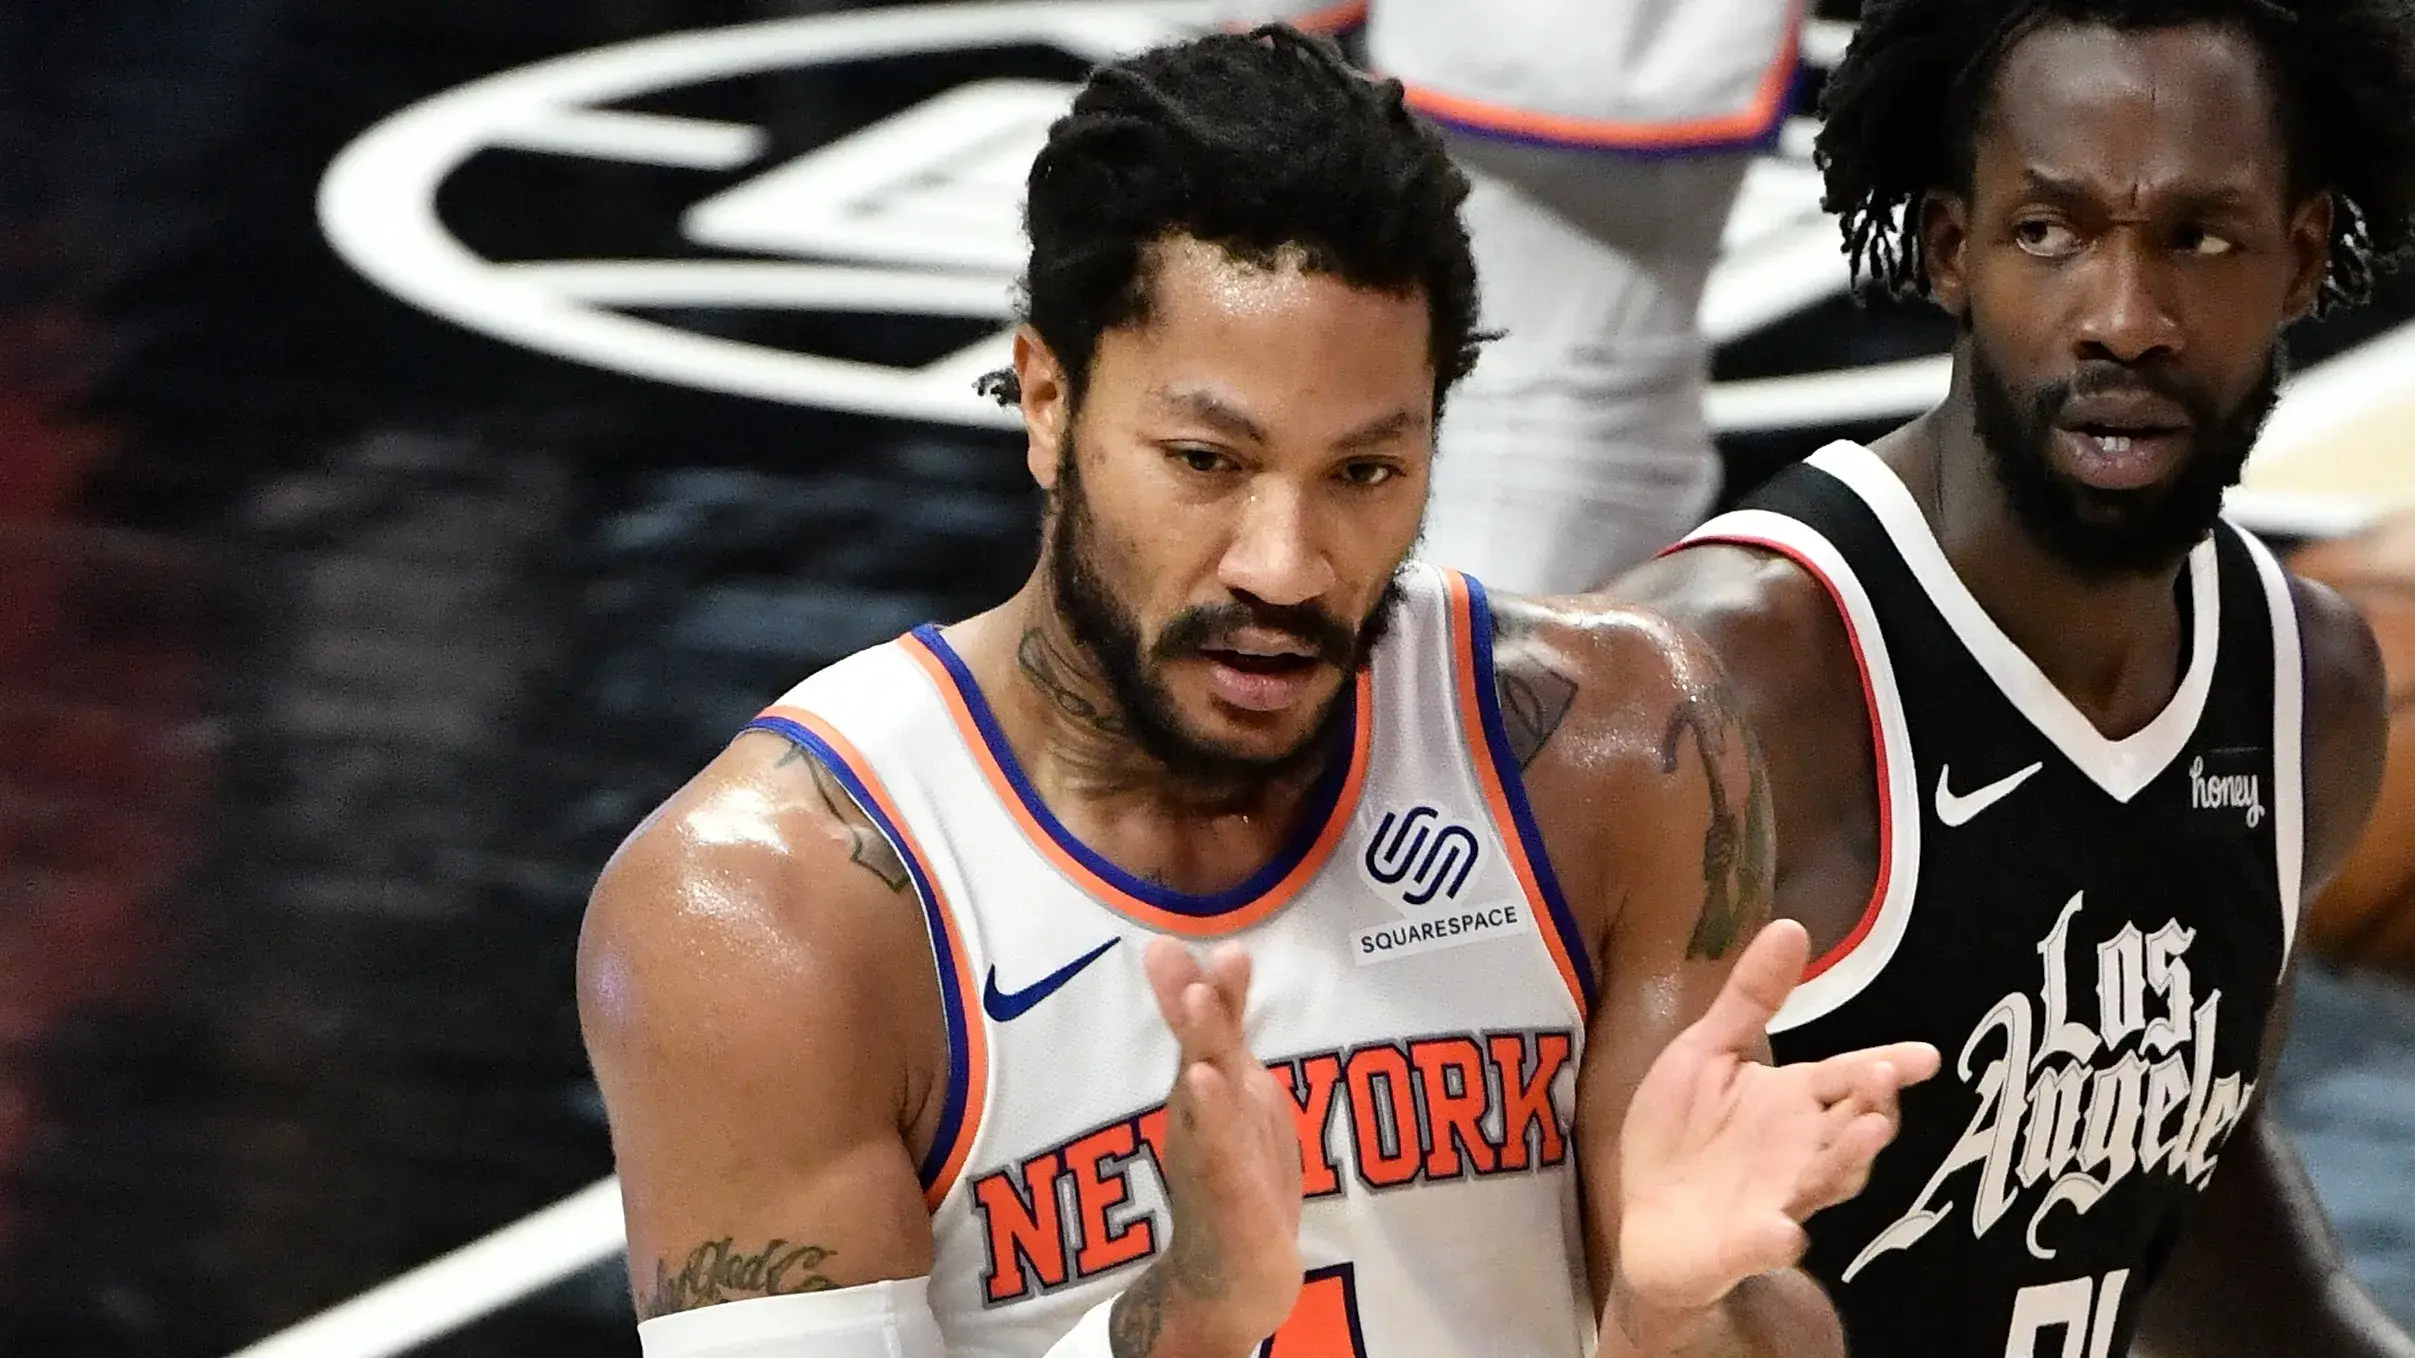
xmin=1118 ymin=938 xmax=1303 ymax=1356
xmin=1614 ymin=919 xmax=1942 ymax=1320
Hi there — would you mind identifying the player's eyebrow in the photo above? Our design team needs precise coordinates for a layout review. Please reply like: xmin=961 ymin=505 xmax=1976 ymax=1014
xmin=1156 ymin=387 xmax=1426 ymax=449
xmin=1157 ymin=386 xmax=1268 ymax=443
xmin=2014 ymin=163 xmax=2272 ymax=216
xmin=1333 ymin=408 xmax=1426 ymax=450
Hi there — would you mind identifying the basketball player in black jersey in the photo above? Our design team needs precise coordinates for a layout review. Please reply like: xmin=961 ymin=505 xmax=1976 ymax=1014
xmin=1608 ymin=2 xmax=2415 ymax=1355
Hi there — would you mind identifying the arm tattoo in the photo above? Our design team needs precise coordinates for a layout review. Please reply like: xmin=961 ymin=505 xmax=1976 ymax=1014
xmin=1658 ymin=678 xmax=1773 ymax=961
xmin=1492 ymin=613 xmax=1580 ymax=769
xmin=1019 ymin=629 xmax=1128 ymax=738
xmin=1109 ymin=1267 xmax=1169 ymax=1357
xmin=1496 ymin=662 xmax=1579 ymax=770
xmin=778 ymin=745 xmax=910 ymax=893
xmin=1113 ymin=1111 xmax=1232 ymax=1357
xmin=639 ymin=1238 xmax=838 ymax=1320
xmin=1112 ymin=1226 xmax=1229 ymax=1357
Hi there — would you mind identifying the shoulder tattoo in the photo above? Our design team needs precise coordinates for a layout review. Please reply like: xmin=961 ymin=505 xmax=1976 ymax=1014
xmin=1110 ymin=1160 xmax=1231 ymax=1357
xmin=1657 ymin=675 xmax=1774 ymax=961
xmin=777 ymin=745 xmax=910 ymax=893
xmin=1490 ymin=611 xmax=1580 ymax=771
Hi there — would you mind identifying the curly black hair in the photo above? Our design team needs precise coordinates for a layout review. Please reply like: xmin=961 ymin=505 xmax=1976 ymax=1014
xmin=976 ymin=25 xmax=1484 ymax=415
xmin=1815 ymin=0 xmax=2415 ymax=311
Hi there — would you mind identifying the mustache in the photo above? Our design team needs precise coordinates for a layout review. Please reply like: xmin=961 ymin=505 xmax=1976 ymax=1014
xmin=1154 ymin=597 xmax=1360 ymax=667
xmin=2037 ymin=361 xmax=2219 ymax=424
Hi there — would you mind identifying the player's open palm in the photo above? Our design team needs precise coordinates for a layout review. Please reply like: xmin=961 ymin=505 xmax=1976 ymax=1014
xmin=1140 ymin=938 xmax=1304 ymax=1351
xmin=1616 ymin=920 xmax=1942 ymax=1315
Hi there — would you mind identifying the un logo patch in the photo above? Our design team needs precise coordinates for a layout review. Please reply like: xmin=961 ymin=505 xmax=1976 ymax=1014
xmin=1360 ymin=805 xmax=1481 ymax=908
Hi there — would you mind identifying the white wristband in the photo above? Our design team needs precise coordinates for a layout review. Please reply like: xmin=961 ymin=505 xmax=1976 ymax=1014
xmin=637 ymin=1278 xmax=945 ymax=1357
xmin=633 ymin=1277 xmax=1125 ymax=1357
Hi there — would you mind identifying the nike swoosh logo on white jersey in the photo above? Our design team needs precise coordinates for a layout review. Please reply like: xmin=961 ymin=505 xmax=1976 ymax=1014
xmin=982 ymin=937 xmax=1120 ymax=1022
xmin=1934 ymin=762 xmax=2045 ymax=827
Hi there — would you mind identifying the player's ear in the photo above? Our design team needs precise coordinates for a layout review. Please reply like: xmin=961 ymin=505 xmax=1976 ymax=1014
xmin=1014 ymin=326 xmax=1071 ymax=491
xmin=1920 ymin=190 xmax=1973 ymax=320
xmin=2282 ymin=191 xmax=2333 ymax=322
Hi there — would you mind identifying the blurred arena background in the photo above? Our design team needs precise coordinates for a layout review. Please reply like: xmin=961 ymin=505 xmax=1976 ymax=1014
xmin=2 ymin=2 xmax=2412 ymax=1355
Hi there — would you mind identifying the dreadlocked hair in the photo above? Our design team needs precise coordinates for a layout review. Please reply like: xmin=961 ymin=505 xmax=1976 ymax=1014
xmin=1814 ymin=0 xmax=2415 ymax=312
xmin=975 ymin=25 xmax=1484 ymax=414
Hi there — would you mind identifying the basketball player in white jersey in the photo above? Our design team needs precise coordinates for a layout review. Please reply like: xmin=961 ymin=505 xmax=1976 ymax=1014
xmin=578 ymin=28 xmax=1939 ymax=1358
xmin=1215 ymin=0 xmax=1799 ymax=593
xmin=1609 ymin=2 xmax=2415 ymax=1354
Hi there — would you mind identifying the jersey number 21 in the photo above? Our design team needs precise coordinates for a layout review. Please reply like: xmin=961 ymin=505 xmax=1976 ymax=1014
xmin=2006 ymin=1269 xmax=2131 ymax=1358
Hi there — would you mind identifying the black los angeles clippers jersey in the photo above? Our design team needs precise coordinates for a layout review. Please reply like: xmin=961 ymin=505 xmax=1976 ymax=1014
xmin=1680 ymin=442 xmax=2301 ymax=1358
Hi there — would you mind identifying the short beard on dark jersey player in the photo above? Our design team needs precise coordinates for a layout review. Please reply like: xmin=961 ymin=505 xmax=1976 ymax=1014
xmin=1966 ymin=316 xmax=2284 ymax=582
xmin=1046 ymin=438 xmax=1403 ymax=786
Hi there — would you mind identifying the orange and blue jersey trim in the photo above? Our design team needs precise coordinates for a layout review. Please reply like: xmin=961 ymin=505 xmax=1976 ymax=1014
xmin=1394 ymin=0 xmax=1804 ymax=156
xmin=742 ymin=707 xmax=987 ymax=1211
xmin=1441 ymin=570 xmax=1598 ymax=1018
xmin=899 ymin=624 xmax=1374 ymax=937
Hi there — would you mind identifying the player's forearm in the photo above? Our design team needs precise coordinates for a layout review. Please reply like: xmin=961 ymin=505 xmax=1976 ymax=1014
xmin=2136 ymin=1114 xmax=2415 ymax=1358
xmin=1101 ymin=1262 xmax=1273 ymax=1358
xmin=1598 ymin=1269 xmax=1844 ymax=1358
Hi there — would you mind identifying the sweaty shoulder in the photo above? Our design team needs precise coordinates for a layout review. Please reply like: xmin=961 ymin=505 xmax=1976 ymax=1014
xmin=577 ymin=729 xmax=948 ymax=1305
xmin=1487 ymin=588 xmax=1774 ymax=958
xmin=1596 ymin=543 xmax=1885 ymax=959
xmin=1608 ymin=544 xmax=1863 ymax=719
xmin=1486 ymin=588 xmax=1749 ymax=780
xmin=578 ymin=728 xmax=939 ymax=1044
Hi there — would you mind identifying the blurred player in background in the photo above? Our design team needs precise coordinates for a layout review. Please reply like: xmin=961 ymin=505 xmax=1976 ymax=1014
xmin=1612 ymin=1 xmax=2415 ymax=1354
xmin=579 ymin=27 xmax=1940 ymax=1358
xmin=1218 ymin=0 xmax=1800 ymax=593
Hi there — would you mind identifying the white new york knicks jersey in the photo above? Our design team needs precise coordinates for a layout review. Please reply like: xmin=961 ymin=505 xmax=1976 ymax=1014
xmin=746 ymin=562 xmax=1597 ymax=1357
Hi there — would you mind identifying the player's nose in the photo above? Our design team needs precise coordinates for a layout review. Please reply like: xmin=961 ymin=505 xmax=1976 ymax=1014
xmin=1217 ymin=480 xmax=1336 ymax=608
xmin=2071 ymin=234 xmax=2184 ymax=367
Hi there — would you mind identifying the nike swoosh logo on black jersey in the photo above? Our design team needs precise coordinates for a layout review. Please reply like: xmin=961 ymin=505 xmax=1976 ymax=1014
xmin=1934 ymin=762 xmax=2045 ymax=827
xmin=982 ymin=937 xmax=1121 ymax=1022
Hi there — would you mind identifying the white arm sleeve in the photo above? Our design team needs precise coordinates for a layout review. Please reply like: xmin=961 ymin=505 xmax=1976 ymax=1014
xmin=635 ymin=1277 xmax=1117 ymax=1357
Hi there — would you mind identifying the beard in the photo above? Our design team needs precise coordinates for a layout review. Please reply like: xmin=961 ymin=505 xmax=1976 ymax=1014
xmin=1046 ymin=438 xmax=1403 ymax=786
xmin=1967 ymin=331 xmax=2284 ymax=581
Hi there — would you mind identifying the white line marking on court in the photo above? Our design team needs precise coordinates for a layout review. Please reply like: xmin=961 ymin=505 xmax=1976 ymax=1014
xmin=494 ymin=109 xmax=769 ymax=168
xmin=221 ymin=1177 xmax=627 ymax=1358
xmin=497 ymin=260 xmax=1016 ymax=315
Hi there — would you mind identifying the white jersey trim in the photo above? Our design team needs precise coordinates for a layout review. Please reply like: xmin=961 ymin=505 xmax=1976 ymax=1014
xmin=1677 ymin=508 xmax=1923 ymax=1033
xmin=1805 ymin=442 xmax=2220 ymax=804
xmin=2231 ymin=524 xmax=2305 ymax=968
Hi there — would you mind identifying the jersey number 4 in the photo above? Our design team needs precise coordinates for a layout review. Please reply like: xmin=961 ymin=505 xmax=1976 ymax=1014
xmin=2006 ymin=1269 xmax=2131 ymax=1358
xmin=1259 ymin=1264 xmax=1369 ymax=1357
